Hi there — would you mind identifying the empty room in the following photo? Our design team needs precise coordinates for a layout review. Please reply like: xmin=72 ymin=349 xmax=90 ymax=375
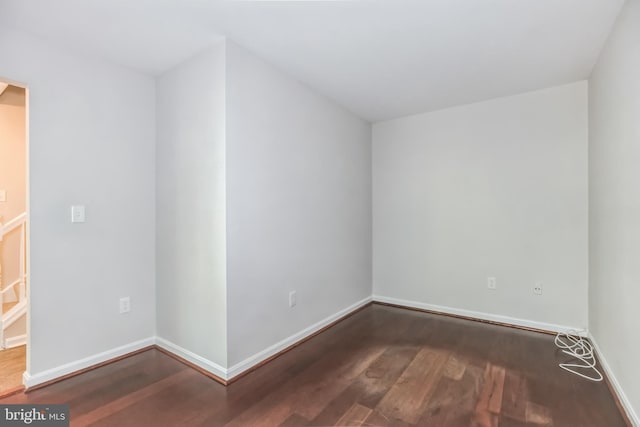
xmin=0 ymin=0 xmax=638 ymax=426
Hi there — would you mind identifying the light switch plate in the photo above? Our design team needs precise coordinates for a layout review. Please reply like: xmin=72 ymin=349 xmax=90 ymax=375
xmin=71 ymin=205 xmax=86 ymax=223
xmin=0 ymin=190 xmax=6 ymax=202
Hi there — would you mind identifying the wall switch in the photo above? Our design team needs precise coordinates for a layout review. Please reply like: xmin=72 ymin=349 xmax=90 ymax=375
xmin=487 ymin=277 xmax=497 ymax=290
xmin=0 ymin=189 xmax=6 ymax=202
xmin=119 ymin=297 xmax=131 ymax=314
xmin=289 ymin=291 xmax=297 ymax=308
xmin=71 ymin=205 xmax=86 ymax=223
xmin=533 ymin=282 xmax=543 ymax=295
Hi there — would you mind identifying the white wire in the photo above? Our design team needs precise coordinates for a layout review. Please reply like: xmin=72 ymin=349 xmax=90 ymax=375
xmin=554 ymin=331 xmax=603 ymax=382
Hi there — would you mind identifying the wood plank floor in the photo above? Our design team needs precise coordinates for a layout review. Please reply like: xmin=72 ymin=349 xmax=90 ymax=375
xmin=0 ymin=345 xmax=25 ymax=393
xmin=0 ymin=305 xmax=629 ymax=426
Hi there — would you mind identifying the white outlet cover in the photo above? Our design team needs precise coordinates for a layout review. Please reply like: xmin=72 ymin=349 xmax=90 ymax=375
xmin=534 ymin=283 xmax=543 ymax=295
xmin=71 ymin=205 xmax=86 ymax=223
xmin=289 ymin=291 xmax=297 ymax=307
xmin=0 ymin=189 xmax=6 ymax=202
xmin=119 ymin=297 xmax=131 ymax=313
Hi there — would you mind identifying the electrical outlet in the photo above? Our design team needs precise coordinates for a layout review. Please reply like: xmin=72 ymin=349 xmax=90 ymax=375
xmin=289 ymin=291 xmax=297 ymax=308
xmin=71 ymin=205 xmax=86 ymax=223
xmin=487 ymin=277 xmax=497 ymax=290
xmin=119 ymin=297 xmax=131 ymax=314
xmin=533 ymin=282 xmax=543 ymax=295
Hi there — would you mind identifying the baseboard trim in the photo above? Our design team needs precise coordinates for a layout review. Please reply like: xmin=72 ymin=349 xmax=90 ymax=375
xmin=12 ymin=297 xmax=636 ymax=427
xmin=154 ymin=338 xmax=227 ymax=385
xmin=226 ymin=296 xmax=373 ymax=382
xmin=24 ymin=337 xmax=155 ymax=390
xmin=589 ymin=333 xmax=639 ymax=427
xmin=17 ymin=298 xmax=373 ymax=392
xmin=372 ymin=295 xmax=584 ymax=336
xmin=4 ymin=334 xmax=27 ymax=349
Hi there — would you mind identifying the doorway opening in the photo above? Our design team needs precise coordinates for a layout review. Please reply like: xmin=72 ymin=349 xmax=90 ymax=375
xmin=0 ymin=80 xmax=28 ymax=394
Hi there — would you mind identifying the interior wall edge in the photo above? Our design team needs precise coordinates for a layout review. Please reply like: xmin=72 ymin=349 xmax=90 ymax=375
xmin=154 ymin=337 xmax=227 ymax=381
xmin=589 ymin=332 xmax=640 ymax=426
xmin=226 ymin=296 xmax=372 ymax=380
xmin=372 ymin=295 xmax=586 ymax=336
xmin=22 ymin=337 xmax=155 ymax=389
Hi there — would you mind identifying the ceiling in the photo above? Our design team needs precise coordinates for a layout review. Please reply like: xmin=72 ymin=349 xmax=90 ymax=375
xmin=0 ymin=0 xmax=624 ymax=122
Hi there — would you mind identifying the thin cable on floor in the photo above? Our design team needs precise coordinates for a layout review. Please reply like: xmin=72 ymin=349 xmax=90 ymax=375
xmin=554 ymin=331 xmax=603 ymax=382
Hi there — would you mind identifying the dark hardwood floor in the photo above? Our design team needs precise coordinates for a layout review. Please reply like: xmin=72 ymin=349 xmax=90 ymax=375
xmin=0 ymin=304 xmax=629 ymax=426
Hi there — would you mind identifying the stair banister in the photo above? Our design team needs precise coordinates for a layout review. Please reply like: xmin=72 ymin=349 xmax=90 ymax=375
xmin=0 ymin=212 xmax=28 ymax=342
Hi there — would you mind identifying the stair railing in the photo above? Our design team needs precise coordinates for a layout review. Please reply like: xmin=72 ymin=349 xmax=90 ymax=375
xmin=0 ymin=212 xmax=28 ymax=319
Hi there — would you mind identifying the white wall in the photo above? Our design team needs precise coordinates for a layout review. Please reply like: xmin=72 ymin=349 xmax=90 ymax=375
xmin=373 ymin=82 xmax=588 ymax=329
xmin=156 ymin=44 xmax=227 ymax=368
xmin=225 ymin=42 xmax=372 ymax=366
xmin=0 ymin=28 xmax=156 ymax=377
xmin=589 ymin=0 xmax=640 ymax=422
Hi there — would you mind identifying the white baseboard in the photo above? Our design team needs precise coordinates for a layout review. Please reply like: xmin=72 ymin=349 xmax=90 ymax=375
xmin=154 ymin=337 xmax=227 ymax=380
xmin=20 ymin=298 xmax=371 ymax=389
xmin=23 ymin=337 xmax=155 ymax=388
xmin=4 ymin=334 xmax=26 ymax=349
xmin=589 ymin=332 xmax=640 ymax=426
xmin=373 ymin=295 xmax=585 ymax=335
xmin=226 ymin=296 xmax=372 ymax=379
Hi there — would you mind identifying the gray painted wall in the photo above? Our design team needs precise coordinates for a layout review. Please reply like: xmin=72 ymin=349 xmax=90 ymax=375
xmin=225 ymin=42 xmax=372 ymax=366
xmin=373 ymin=82 xmax=588 ymax=329
xmin=0 ymin=28 xmax=156 ymax=375
xmin=156 ymin=43 xmax=228 ymax=368
xmin=589 ymin=0 xmax=640 ymax=421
